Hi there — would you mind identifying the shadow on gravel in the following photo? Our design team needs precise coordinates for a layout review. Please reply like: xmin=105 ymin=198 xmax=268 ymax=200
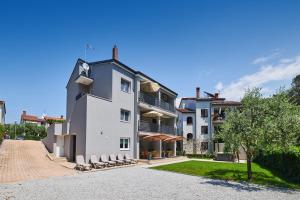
xmin=201 ymin=179 xmax=296 ymax=194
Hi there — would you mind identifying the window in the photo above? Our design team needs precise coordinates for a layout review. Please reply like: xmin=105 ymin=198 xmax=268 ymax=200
xmin=201 ymin=142 xmax=208 ymax=151
xmin=187 ymin=117 xmax=193 ymax=125
xmin=201 ymin=109 xmax=208 ymax=117
xmin=121 ymin=79 xmax=130 ymax=93
xmin=187 ymin=133 xmax=193 ymax=141
xmin=120 ymin=138 xmax=130 ymax=150
xmin=120 ymin=109 xmax=130 ymax=122
xmin=201 ymin=126 xmax=208 ymax=134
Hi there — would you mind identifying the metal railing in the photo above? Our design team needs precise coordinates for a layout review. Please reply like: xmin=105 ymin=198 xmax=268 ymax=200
xmin=139 ymin=121 xmax=176 ymax=135
xmin=161 ymin=124 xmax=176 ymax=135
xmin=139 ymin=121 xmax=159 ymax=132
xmin=138 ymin=91 xmax=175 ymax=113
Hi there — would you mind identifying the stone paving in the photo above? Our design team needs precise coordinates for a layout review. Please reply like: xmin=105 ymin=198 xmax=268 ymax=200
xmin=0 ymin=140 xmax=74 ymax=183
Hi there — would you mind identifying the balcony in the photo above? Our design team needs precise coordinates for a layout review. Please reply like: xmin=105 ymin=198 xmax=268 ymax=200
xmin=139 ymin=121 xmax=176 ymax=135
xmin=75 ymin=74 xmax=93 ymax=86
xmin=139 ymin=91 xmax=175 ymax=113
xmin=213 ymin=113 xmax=226 ymax=123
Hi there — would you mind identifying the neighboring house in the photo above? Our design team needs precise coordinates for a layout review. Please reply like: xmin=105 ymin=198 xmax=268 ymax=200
xmin=20 ymin=111 xmax=45 ymax=126
xmin=21 ymin=111 xmax=64 ymax=127
xmin=43 ymin=46 xmax=181 ymax=161
xmin=177 ymin=87 xmax=245 ymax=158
xmin=0 ymin=101 xmax=6 ymax=125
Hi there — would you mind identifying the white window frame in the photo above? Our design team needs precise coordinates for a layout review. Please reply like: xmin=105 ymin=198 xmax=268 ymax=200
xmin=121 ymin=78 xmax=131 ymax=93
xmin=120 ymin=109 xmax=130 ymax=122
xmin=120 ymin=137 xmax=130 ymax=150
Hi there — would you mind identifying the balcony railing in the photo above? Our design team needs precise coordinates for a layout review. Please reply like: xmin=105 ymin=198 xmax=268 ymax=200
xmin=139 ymin=120 xmax=159 ymax=132
xmin=161 ymin=124 xmax=176 ymax=135
xmin=139 ymin=121 xmax=176 ymax=135
xmin=139 ymin=91 xmax=175 ymax=113
xmin=213 ymin=113 xmax=226 ymax=123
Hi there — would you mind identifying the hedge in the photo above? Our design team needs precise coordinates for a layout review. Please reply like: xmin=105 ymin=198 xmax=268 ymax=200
xmin=0 ymin=124 xmax=4 ymax=144
xmin=254 ymin=147 xmax=300 ymax=183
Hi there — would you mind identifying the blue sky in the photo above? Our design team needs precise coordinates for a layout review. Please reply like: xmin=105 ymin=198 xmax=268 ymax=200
xmin=1 ymin=0 xmax=300 ymax=123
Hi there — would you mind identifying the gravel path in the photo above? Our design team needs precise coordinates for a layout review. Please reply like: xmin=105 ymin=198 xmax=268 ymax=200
xmin=0 ymin=166 xmax=299 ymax=200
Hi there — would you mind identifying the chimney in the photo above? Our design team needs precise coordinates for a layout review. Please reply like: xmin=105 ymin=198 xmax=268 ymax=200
xmin=215 ymin=93 xmax=219 ymax=99
xmin=112 ymin=45 xmax=118 ymax=60
xmin=196 ymin=87 xmax=200 ymax=98
xmin=22 ymin=111 xmax=26 ymax=116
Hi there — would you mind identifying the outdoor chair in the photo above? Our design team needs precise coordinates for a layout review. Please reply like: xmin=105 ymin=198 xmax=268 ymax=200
xmin=75 ymin=155 xmax=91 ymax=171
xmin=117 ymin=154 xmax=130 ymax=164
xmin=124 ymin=154 xmax=138 ymax=164
xmin=110 ymin=154 xmax=124 ymax=165
xmin=90 ymin=155 xmax=107 ymax=169
xmin=100 ymin=154 xmax=116 ymax=167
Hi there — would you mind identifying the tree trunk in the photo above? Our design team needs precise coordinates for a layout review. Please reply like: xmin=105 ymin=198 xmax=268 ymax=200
xmin=236 ymin=151 xmax=240 ymax=163
xmin=246 ymin=154 xmax=252 ymax=181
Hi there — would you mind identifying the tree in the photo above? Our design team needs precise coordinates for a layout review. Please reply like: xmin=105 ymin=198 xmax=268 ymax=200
xmin=219 ymin=88 xmax=266 ymax=181
xmin=220 ymin=87 xmax=300 ymax=181
xmin=289 ymin=74 xmax=300 ymax=105
xmin=264 ymin=90 xmax=300 ymax=150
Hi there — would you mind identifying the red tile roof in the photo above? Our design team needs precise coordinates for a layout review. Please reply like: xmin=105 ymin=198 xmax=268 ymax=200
xmin=44 ymin=116 xmax=65 ymax=121
xmin=21 ymin=114 xmax=45 ymax=123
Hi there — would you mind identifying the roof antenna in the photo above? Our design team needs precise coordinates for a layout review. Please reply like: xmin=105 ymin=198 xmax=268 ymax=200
xmin=84 ymin=43 xmax=95 ymax=61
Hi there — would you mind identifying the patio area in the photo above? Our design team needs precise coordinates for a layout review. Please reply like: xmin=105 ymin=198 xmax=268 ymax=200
xmin=139 ymin=132 xmax=183 ymax=160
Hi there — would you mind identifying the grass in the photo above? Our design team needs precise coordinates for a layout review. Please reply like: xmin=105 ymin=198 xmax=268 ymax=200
xmin=151 ymin=160 xmax=300 ymax=190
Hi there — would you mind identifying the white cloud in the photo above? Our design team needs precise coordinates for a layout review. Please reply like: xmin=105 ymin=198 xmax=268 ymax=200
xmin=216 ymin=55 xmax=300 ymax=100
xmin=252 ymin=50 xmax=279 ymax=65
xmin=215 ymin=82 xmax=223 ymax=91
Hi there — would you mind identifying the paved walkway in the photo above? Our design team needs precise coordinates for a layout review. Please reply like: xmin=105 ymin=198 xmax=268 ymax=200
xmin=0 ymin=166 xmax=299 ymax=200
xmin=0 ymin=140 xmax=74 ymax=183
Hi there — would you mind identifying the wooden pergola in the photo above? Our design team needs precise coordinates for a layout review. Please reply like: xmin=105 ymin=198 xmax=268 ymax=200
xmin=139 ymin=132 xmax=184 ymax=142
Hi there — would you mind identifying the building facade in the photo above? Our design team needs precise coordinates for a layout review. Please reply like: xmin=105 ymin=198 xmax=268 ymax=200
xmin=0 ymin=101 xmax=6 ymax=125
xmin=43 ymin=46 xmax=181 ymax=161
xmin=177 ymin=87 xmax=244 ymax=157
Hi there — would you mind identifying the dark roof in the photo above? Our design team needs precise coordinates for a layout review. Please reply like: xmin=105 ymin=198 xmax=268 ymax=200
xmin=212 ymin=101 xmax=241 ymax=106
xmin=78 ymin=58 xmax=177 ymax=96
xmin=176 ymin=108 xmax=195 ymax=113
xmin=181 ymin=97 xmax=225 ymax=101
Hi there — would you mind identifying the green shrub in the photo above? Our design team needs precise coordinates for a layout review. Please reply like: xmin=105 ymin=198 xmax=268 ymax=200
xmin=186 ymin=153 xmax=215 ymax=159
xmin=0 ymin=124 xmax=4 ymax=144
xmin=254 ymin=147 xmax=300 ymax=183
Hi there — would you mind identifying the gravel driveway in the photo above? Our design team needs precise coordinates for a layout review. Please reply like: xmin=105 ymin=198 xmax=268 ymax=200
xmin=0 ymin=166 xmax=299 ymax=200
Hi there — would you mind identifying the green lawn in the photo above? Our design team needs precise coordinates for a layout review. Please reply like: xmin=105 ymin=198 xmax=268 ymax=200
xmin=151 ymin=160 xmax=300 ymax=189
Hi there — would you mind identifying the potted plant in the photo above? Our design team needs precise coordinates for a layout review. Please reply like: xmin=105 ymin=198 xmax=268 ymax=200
xmin=166 ymin=149 xmax=173 ymax=158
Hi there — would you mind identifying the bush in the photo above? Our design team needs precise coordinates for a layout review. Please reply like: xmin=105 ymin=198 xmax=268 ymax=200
xmin=254 ymin=147 xmax=300 ymax=183
xmin=186 ymin=153 xmax=215 ymax=159
xmin=0 ymin=124 xmax=4 ymax=144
